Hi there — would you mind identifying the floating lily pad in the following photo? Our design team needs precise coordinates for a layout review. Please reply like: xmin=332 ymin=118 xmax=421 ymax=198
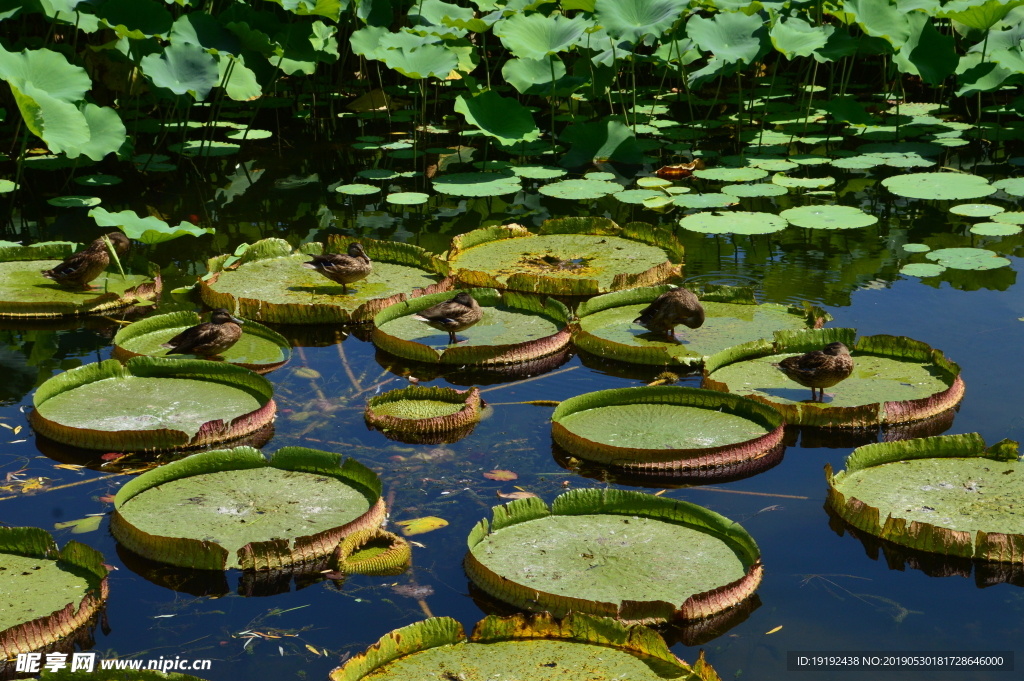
xmin=636 ymin=176 xmax=672 ymax=188
xmin=110 ymin=446 xmax=385 ymax=570
xmin=447 ymin=219 xmax=681 ymax=295
xmin=465 ymin=489 xmax=762 ymax=622
xmin=167 ymin=141 xmax=240 ymax=157
xmin=539 ymin=179 xmax=621 ymax=200
xmin=679 ymin=211 xmax=788 ymax=235
xmin=993 ymin=212 xmax=1024 ymax=225
xmin=386 ymin=192 xmax=429 ymax=205
xmin=882 ymin=173 xmax=995 ymax=200
xmin=0 ymin=527 xmax=109 ymax=661
xmin=573 ymin=285 xmax=830 ymax=367
xmin=29 ymin=357 xmax=276 ymax=451
xmin=721 ymin=183 xmax=788 ymax=198
xmin=47 ymin=196 xmax=101 ymax=208
xmin=200 ymin=237 xmax=449 ymax=324
xmin=432 ymin=172 xmax=522 ymax=197
xmin=826 ymin=433 xmax=1024 ymax=562
xmin=925 ymin=247 xmax=1011 ymax=270
xmin=329 ymin=612 xmax=719 ymax=681
xmin=703 ymin=329 xmax=964 ymax=428
xmin=112 ymin=311 xmax=291 ymax=374
xmin=772 ymin=173 xmax=836 ymax=189
xmin=365 ymin=386 xmax=482 ymax=444
xmin=613 ymin=189 xmax=663 ymax=204
xmin=993 ymin=178 xmax=1024 ymax=197
xmin=509 ymin=165 xmax=566 ymax=180
xmin=902 ymin=243 xmax=931 ymax=253
xmin=900 ymin=263 xmax=947 ymax=277
xmin=0 ymin=247 xmax=161 ymax=319
xmin=950 ymin=203 xmax=1004 ymax=218
xmin=357 ymin=169 xmax=399 ymax=180
xmin=373 ymin=289 xmax=569 ymax=367
xmin=336 ymin=184 xmax=380 ymax=196
xmin=969 ymin=222 xmax=1022 ymax=237
xmin=672 ymin=193 xmax=738 ymax=209
xmin=694 ymin=167 xmax=768 ymax=182
xmin=225 ymin=129 xmax=272 ymax=140
xmin=780 ymin=205 xmax=878 ymax=230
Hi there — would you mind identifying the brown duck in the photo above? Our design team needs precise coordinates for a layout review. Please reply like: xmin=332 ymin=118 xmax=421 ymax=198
xmin=413 ymin=292 xmax=483 ymax=344
xmin=775 ymin=342 xmax=854 ymax=402
xmin=41 ymin=232 xmax=130 ymax=290
xmin=633 ymin=287 xmax=705 ymax=339
xmin=161 ymin=309 xmax=244 ymax=358
xmin=302 ymin=242 xmax=372 ymax=294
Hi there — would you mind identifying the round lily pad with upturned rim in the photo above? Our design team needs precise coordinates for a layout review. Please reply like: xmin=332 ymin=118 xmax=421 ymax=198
xmin=446 ymin=219 xmax=681 ymax=296
xmin=572 ymin=285 xmax=831 ymax=367
xmin=373 ymin=289 xmax=570 ymax=367
xmin=199 ymin=236 xmax=450 ymax=324
xmin=539 ymin=179 xmax=621 ymax=200
xmin=464 ymin=489 xmax=763 ymax=622
xmin=551 ymin=386 xmax=785 ymax=475
xmin=882 ymin=173 xmax=995 ymax=200
xmin=679 ymin=211 xmax=787 ymax=235
xmin=29 ymin=357 xmax=277 ymax=452
xmin=47 ymin=196 xmax=101 ymax=208
xmin=110 ymin=446 xmax=385 ymax=571
xmin=112 ymin=311 xmax=291 ymax=374
xmin=969 ymin=222 xmax=1021 ymax=237
xmin=365 ymin=386 xmax=483 ymax=444
xmin=925 ymin=247 xmax=1011 ymax=270
xmin=826 ymin=433 xmax=1024 ymax=563
xmin=900 ymin=263 xmax=946 ymax=277
xmin=329 ymin=612 xmax=720 ymax=681
xmin=780 ymin=205 xmax=878 ymax=230
xmin=950 ymin=204 xmax=1004 ymax=218
xmin=333 ymin=528 xmax=410 ymax=577
xmin=0 ymin=526 xmax=109 ymax=661
xmin=702 ymin=328 xmax=965 ymax=428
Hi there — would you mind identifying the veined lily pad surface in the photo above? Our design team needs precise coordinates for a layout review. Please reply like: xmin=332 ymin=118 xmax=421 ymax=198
xmin=330 ymin=613 xmax=720 ymax=681
xmin=465 ymin=489 xmax=762 ymax=622
xmin=113 ymin=311 xmax=291 ymax=374
xmin=200 ymin=237 xmax=450 ymax=324
xmin=373 ymin=289 xmax=570 ymax=366
xmin=446 ymin=218 xmax=681 ymax=295
xmin=551 ymin=386 xmax=785 ymax=474
xmin=826 ymin=434 xmax=1024 ymax=563
xmin=365 ymin=386 xmax=483 ymax=444
xmin=573 ymin=285 xmax=830 ymax=367
xmin=111 ymin=446 xmax=385 ymax=571
xmin=703 ymin=329 xmax=964 ymax=428
xmin=0 ymin=527 xmax=109 ymax=659
xmin=0 ymin=243 xmax=161 ymax=318
xmin=29 ymin=357 xmax=276 ymax=451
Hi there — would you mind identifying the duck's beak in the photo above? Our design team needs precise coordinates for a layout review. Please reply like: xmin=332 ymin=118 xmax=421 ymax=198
xmin=230 ymin=315 xmax=245 ymax=325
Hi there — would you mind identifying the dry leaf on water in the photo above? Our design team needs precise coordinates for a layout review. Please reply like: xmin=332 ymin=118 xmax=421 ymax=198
xmin=497 ymin=491 xmax=537 ymax=500
xmin=483 ymin=469 xmax=518 ymax=481
xmin=395 ymin=516 xmax=448 ymax=536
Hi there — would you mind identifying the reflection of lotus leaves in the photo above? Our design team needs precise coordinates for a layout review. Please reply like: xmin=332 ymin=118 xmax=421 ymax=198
xmin=679 ymin=211 xmax=788 ymax=235
xmin=780 ymin=205 xmax=878 ymax=230
xmin=882 ymin=172 xmax=995 ymax=200
xmin=925 ymin=247 xmax=1011 ymax=270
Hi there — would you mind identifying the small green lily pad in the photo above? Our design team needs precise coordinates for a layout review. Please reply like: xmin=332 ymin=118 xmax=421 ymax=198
xmin=993 ymin=178 xmax=1024 ymax=197
xmin=721 ymin=183 xmax=788 ymax=198
xmin=539 ymin=179 xmax=621 ymax=200
xmin=993 ymin=212 xmax=1024 ymax=225
xmin=387 ymin=192 xmax=430 ymax=205
xmin=679 ymin=211 xmax=788 ymax=235
xmin=613 ymin=189 xmax=663 ymax=204
xmin=225 ymin=129 xmax=272 ymax=140
xmin=925 ymin=248 xmax=1012 ymax=270
xmin=672 ymin=193 xmax=738 ymax=209
xmin=357 ymin=169 xmax=399 ymax=180
xmin=900 ymin=263 xmax=946 ymax=277
xmin=636 ymin=176 xmax=672 ymax=188
xmin=772 ymin=174 xmax=836 ymax=189
xmin=969 ymin=222 xmax=1022 ymax=237
xmin=74 ymin=175 xmax=122 ymax=186
xmin=509 ymin=165 xmax=566 ymax=180
xmin=780 ymin=205 xmax=878 ymax=230
xmin=902 ymin=243 xmax=931 ymax=253
xmin=883 ymin=173 xmax=995 ymax=200
xmin=47 ymin=196 xmax=102 ymax=208
xmin=950 ymin=203 xmax=1004 ymax=218
xmin=336 ymin=184 xmax=381 ymax=195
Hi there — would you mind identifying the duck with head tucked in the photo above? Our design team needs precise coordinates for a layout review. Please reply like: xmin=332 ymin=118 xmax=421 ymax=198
xmin=161 ymin=308 xmax=245 ymax=359
xmin=633 ymin=287 xmax=705 ymax=341
xmin=42 ymin=232 xmax=131 ymax=290
xmin=413 ymin=291 xmax=483 ymax=345
xmin=774 ymin=341 xmax=854 ymax=402
xmin=302 ymin=242 xmax=372 ymax=294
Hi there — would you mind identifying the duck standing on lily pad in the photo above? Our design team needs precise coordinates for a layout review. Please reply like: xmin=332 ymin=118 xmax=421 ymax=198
xmin=302 ymin=242 xmax=372 ymax=294
xmin=161 ymin=308 xmax=244 ymax=359
xmin=41 ymin=232 xmax=130 ymax=290
xmin=413 ymin=291 xmax=484 ymax=344
xmin=774 ymin=342 xmax=855 ymax=402
xmin=633 ymin=287 xmax=705 ymax=340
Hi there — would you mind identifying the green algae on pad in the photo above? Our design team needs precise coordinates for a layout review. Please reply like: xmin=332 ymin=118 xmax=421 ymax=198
xmin=200 ymin=236 xmax=449 ymax=324
xmin=373 ymin=289 xmax=570 ymax=366
xmin=113 ymin=310 xmax=290 ymax=374
xmin=882 ymin=172 xmax=995 ymax=200
xmin=329 ymin=613 xmax=721 ymax=681
xmin=365 ymin=386 xmax=483 ymax=444
xmin=0 ymin=526 xmax=109 ymax=660
xmin=703 ymin=329 xmax=964 ymax=428
xmin=780 ymin=205 xmax=878 ymax=230
xmin=464 ymin=489 xmax=762 ymax=622
xmin=826 ymin=434 xmax=1024 ymax=562
xmin=111 ymin=446 xmax=385 ymax=570
xmin=447 ymin=219 xmax=680 ymax=295
xmin=29 ymin=357 xmax=276 ymax=451
xmin=679 ymin=211 xmax=788 ymax=235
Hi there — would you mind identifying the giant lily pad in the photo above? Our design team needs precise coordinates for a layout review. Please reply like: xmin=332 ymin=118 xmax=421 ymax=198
xmin=329 ymin=612 xmax=720 ymax=681
xmin=0 ymin=242 xmax=161 ymax=318
xmin=882 ymin=173 xmax=995 ymax=200
xmin=551 ymin=386 xmax=785 ymax=475
xmin=0 ymin=527 xmax=109 ymax=661
xmin=110 ymin=446 xmax=385 ymax=571
xmin=373 ymin=289 xmax=570 ymax=366
xmin=365 ymin=386 xmax=483 ymax=444
xmin=573 ymin=285 xmax=830 ymax=367
xmin=703 ymin=329 xmax=964 ymax=428
xmin=200 ymin=237 xmax=451 ymax=324
xmin=826 ymin=433 xmax=1024 ymax=563
xmin=29 ymin=357 xmax=276 ymax=451
xmin=112 ymin=311 xmax=291 ymax=374
xmin=465 ymin=489 xmax=762 ymax=622
xmin=447 ymin=219 xmax=681 ymax=295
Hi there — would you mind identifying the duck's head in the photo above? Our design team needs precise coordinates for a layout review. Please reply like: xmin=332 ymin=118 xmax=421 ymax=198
xmin=682 ymin=303 xmax=705 ymax=329
xmin=823 ymin=342 xmax=850 ymax=356
xmin=348 ymin=242 xmax=370 ymax=263
xmin=211 ymin=308 xmax=244 ymax=325
xmin=101 ymin=231 xmax=131 ymax=255
xmin=452 ymin=292 xmax=475 ymax=307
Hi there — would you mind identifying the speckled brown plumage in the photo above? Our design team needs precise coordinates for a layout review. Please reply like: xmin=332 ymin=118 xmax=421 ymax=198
xmin=161 ymin=309 xmax=244 ymax=358
xmin=633 ymin=287 xmax=705 ymax=339
xmin=302 ymin=242 xmax=372 ymax=294
xmin=413 ymin=292 xmax=483 ymax=345
xmin=41 ymin=232 xmax=130 ymax=290
xmin=775 ymin=341 xmax=854 ymax=402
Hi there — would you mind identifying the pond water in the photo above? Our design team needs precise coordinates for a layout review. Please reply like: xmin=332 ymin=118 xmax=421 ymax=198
xmin=3 ymin=133 xmax=1024 ymax=681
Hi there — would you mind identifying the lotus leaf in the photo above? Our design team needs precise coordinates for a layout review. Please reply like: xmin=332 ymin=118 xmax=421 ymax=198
xmin=950 ymin=203 xmax=1004 ymax=217
xmin=613 ymin=189 xmax=663 ymax=204
xmin=140 ymin=42 xmax=219 ymax=100
xmin=635 ymin=176 xmax=671 ymax=188
xmin=493 ymin=12 xmax=588 ymax=61
xmin=694 ymin=167 xmax=768 ymax=182
xmin=454 ymin=91 xmax=541 ymax=146
xmin=89 ymin=207 xmax=213 ymax=245
xmin=780 ymin=205 xmax=878 ymax=230
xmin=509 ymin=165 xmax=566 ymax=180
xmin=337 ymin=183 xmax=381 ymax=195
xmin=993 ymin=212 xmax=1024 ymax=225
xmin=386 ymin=192 xmax=429 ymax=205
xmin=557 ymin=120 xmax=643 ymax=168
xmin=432 ymin=172 xmax=522 ymax=197
xmin=538 ymin=179 xmax=621 ymax=200
xmin=357 ymin=169 xmax=399 ymax=180
xmin=47 ymin=196 xmax=101 ymax=208
xmin=772 ymin=174 xmax=836 ymax=189
xmin=925 ymin=247 xmax=1011 ymax=270
xmin=969 ymin=222 xmax=1021 ymax=236
xmin=993 ymin=177 xmax=1024 ymax=197
xmin=883 ymin=173 xmax=995 ymax=200
xmin=721 ymin=183 xmax=788 ymax=198
xmin=687 ymin=9 xmax=767 ymax=65
xmin=901 ymin=263 xmax=947 ymax=277
xmin=672 ymin=193 xmax=738 ymax=209
xmin=902 ymin=243 xmax=931 ymax=253
xmin=679 ymin=211 xmax=787 ymax=235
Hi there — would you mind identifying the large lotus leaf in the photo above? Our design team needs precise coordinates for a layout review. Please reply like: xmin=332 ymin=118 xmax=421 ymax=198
xmin=780 ymin=205 xmax=878 ymax=230
xmin=686 ymin=10 xmax=768 ymax=64
xmin=409 ymin=0 xmax=475 ymax=34
xmin=454 ymin=90 xmax=540 ymax=146
xmin=594 ymin=0 xmax=687 ymax=43
xmin=903 ymin=17 xmax=959 ymax=85
xmin=8 ymin=81 xmax=89 ymax=156
xmin=432 ymin=172 xmax=522 ymax=197
xmin=539 ymin=179 xmax=621 ymax=200
xmin=0 ymin=45 xmax=91 ymax=102
xmin=64 ymin=103 xmax=127 ymax=162
xmin=89 ymin=207 xmax=213 ymax=244
xmin=939 ymin=0 xmax=1024 ymax=31
xmin=842 ymin=0 xmax=912 ymax=48
xmin=925 ymin=247 xmax=1011 ymax=270
xmin=558 ymin=120 xmax=643 ymax=168
xmin=216 ymin=54 xmax=262 ymax=102
xmin=493 ymin=12 xmax=588 ymax=61
xmin=379 ymin=305 xmax=561 ymax=354
xmin=770 ymin=16 xmax=833 ymax=59
xmin=882 ymin=172 xmax=995 ymax=200
xmin=501 ymin=56 xmax=584 ymax=96
xmin=679 ymin=211 xmax=787 ymax=235
xmin=96 ymin=0 xmax=173 ymax=39
xmin=140 ymin=42 xmax=219 ymax=100
xmin=380 ymin=44 xmax=458 ymax=79
xmin=969 ymin=222 xmax=1021 ymax=236
xmin=170 ymin=12 xmax=241 ymax=54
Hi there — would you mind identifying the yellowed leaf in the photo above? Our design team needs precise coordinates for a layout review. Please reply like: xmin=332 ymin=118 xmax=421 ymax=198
xmin=305 ymin=644 xmax=320 ymax=656
xmin=54 ymin=516 xmax=103 ymax=534
xmin=395 ymin=516 xmax=448 ymax=536
xmin=766 ymin=625 xmax=783 ymax=635
xmin=654 ymin=489 xmax=667 ymax=496
xmin=53 ymin=464 xmax=84 ymax=471
xmin=497 ymin=491 xmax=537 ymax=500
xmin=12 ymin=425 xmax=21 ymax=435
